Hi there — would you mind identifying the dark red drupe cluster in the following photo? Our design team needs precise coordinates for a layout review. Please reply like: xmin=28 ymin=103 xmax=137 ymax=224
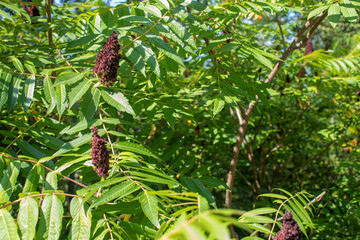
xmin=184 ymin=69 xmax=191 ymax=78
xmin=92 ymin=32 xmax=121 ymax=87
xmin=274 ymin=211 xmax=302 ymax=240
xmin=22 ymin=4 xmax=40 ymax=17
xmin=91 ymin=126 xmax=110 ymax=178
xmin=305 ymin=38 xmax=313 ymax=55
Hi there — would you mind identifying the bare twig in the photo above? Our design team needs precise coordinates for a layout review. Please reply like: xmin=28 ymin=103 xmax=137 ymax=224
xmin=236 ymin=101 xmax=246 ymax=117
xmin=103 ymin=213 xmax=114 ymax=240
xmin=276 ymin=13 xmax=286 ymax=51
xmin=234 ymin=106 xmax=244 ymax=127
xmin=244 ymin=138 xmax=261 ymax=194
xmin=279 ymin=137 xmax=337 ymax=185
xmin=251 ymin=114 xmax=264 ymax=148
xmin=235 ymin=169 xmax=254 ymax=190
xmin=226 ymin=134 xmax=242 ymax=208
xmin=264 ymin=144 xmax=283 ymax=160
xmin=143 ymin=123 xmax=157 ymax=145
xmin=229 ymin=107 xmax=239 ymax=128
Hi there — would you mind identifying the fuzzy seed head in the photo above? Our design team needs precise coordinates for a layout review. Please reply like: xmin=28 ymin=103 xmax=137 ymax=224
xmin=91 ymin=126 xmax=110 ymax=177
xmin=274 ymin=211 xmax=302 ymax=240
xmin=22 ymin=4 xmax=40 ymax=17
xmin=93 ymin=32 xmax=121 ymax=87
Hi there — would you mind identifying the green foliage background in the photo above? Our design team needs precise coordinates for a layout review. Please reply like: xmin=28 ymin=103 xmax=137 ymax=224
xmin=0 ymin=0 xmax=359 ymax=239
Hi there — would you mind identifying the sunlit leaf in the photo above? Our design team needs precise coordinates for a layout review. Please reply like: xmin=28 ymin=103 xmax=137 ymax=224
xmin=18 ymin=197 xmax=39 ymax=240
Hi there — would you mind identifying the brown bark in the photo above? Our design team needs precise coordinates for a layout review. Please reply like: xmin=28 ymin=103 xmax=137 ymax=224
xmin=46 ymin=0 xmax=53 ymax=46
xmin=225 ymin=12 xmax=328 ymax=239
xmin=225 ymin=10 xmax=328 ymax=211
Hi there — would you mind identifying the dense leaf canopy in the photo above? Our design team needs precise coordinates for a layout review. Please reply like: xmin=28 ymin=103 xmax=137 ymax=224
xmin=0 ymin=0 xmax=359 ymax=239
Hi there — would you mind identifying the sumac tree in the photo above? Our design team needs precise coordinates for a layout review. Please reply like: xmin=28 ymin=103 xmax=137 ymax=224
xmin=0 ymin=0 xmax=359 ymax=239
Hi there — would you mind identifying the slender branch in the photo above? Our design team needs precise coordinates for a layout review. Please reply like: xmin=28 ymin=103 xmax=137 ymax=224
xmin=251 ymin=114 xmax=264 ymax=148
xmin=57 ymin=49 xmax=80 ymax=74
xmin=0 ymin=154 xmax=87 ymax=189
xmin=234 ymin=106 xmax=244 ymax=127
xmin=225 ymin=9 xmax=329 ymax=212
xmin=98 ymin=109 xmax=115 ymax=155
xmin=119 ymin=8 xmax=170 ymax=52
xmin=0 ymin=71 xmax=56 ymax=78
xmin=279 ymin=10 xmax=327 ymax=76
xmin=276 ymin=13 xmax=286 ymax=51
xmin=46 ymin=0 xmax=53 ymax=46
xmin=305 ymin=191 xmax=326 ymax=210
xmin=264 ymin=144 xmax=283 ymax=160
xmin=229 ymin=107 xmax=240 ymax=134
xmin=279 ymin=137 xmax=337 ymax=185
xmin=0 ymin=192 xmax=80 ymax=210
xmin=226 ymin=109 xmax=250 ymax=209
xmin=262 ymin=108 xmax=305 ymax=162
xmin=246 ymin=10 xmax=328 ymax=115
xmin=244 ymin=138 xmax=261 ymax=194
xmin=226 ymin=134 xmax=242 ymax=208
xmin=236 ymin=102 xmax=246 ymax=117
xmin=300 ymin=13 xmax=328 ymax=47
xmin=276 ymin=191 xmax=326 ymax=222
xmin=229 ymin=108 xmax=258 ymax=195
xmin=2 ymin=111 xmax=52 ymax=153
xmin=229 ymin=107 xmax=257 ymax=231
xmin=235 ymin=169 xmax=254 ymax=190
xmin=103 ymin=213 xmax=114 ymax=240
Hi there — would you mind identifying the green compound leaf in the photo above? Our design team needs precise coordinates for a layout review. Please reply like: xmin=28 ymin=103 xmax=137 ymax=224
xmin=21 ymin=74 xmax=36 ymax=115
xmin=70 ymin=198 xmax=91 ymax=240
xmin=37 ymin=194 xmax=64 ymax=240
xmin=139 ymin=192 xmax=160 ymax=228
xmin=0 ymin=73 xmax=12 ymax=110
xmin=101 ymin=89 xmax=135 ymax=115
xmin=0 ymin=208 xmax=20 ymax=240
xmin=18 ymin=197 xmax=39 ymax=240
xmin=54 ymin=72 xmax=84 ymax=87
xmin=90 ymin=181 xmax=140 ymax=208
xmin=328 ymin=4 xmax=340 ymax=28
